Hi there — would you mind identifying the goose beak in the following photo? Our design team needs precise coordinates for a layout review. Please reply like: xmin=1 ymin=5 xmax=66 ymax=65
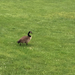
xmin=29 ymin=31 xmax=32 ymax=34
xmin=30 ymin=31 xmax=32 ymax=34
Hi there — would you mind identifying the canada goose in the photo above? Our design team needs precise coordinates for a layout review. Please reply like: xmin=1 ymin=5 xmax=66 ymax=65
xmin=17 ymin=31 xmax=32 ymax=45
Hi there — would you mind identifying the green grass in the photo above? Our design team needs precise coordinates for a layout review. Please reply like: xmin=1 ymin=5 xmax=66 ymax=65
xmin=0 ymin=0 xmax=75 ymax=75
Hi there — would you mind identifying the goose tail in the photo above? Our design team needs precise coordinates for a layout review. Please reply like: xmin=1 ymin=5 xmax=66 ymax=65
xmin=17 ymin=40 xmax=21 ymax=43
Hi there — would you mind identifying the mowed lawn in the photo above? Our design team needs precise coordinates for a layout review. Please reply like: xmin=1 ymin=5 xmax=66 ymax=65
xmin=0 ymin=0 xmax=75 ymax=75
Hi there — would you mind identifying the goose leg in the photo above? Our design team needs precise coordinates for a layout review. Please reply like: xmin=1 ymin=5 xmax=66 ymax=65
xmin=26 ymin=43 xmax=28 ymax=45
xmin=20 ymin=43 xmax=21 ymax=46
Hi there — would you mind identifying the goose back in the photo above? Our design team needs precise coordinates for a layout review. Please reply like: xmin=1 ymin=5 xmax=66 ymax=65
xmin=18 ymin=36 xmax=32 ymax=43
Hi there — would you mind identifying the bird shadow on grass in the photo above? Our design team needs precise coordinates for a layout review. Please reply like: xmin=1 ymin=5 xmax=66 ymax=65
xmin=17 ymin=43 xmax=33 ymax=47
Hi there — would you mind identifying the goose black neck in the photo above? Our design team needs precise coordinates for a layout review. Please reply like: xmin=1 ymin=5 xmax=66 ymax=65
xmin=28 ymin=32 xmax=31 ymax=37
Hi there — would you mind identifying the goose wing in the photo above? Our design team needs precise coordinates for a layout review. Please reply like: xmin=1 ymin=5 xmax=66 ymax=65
xmin=20 ymin=36 xmax=31 ymax=43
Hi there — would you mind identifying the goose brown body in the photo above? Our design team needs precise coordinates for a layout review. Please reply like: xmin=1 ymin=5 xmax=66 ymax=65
xmin=17 ymin=31 xmax=32 ymax=45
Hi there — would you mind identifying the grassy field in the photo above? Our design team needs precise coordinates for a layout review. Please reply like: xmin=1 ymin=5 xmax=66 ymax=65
xmin=0 ymin=0 xmax=75 ymax=75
